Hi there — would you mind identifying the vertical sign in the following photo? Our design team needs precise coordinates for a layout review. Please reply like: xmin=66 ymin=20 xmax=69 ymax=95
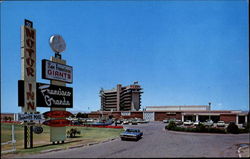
xmin=21 ymin=23 xmax=36 ymax=112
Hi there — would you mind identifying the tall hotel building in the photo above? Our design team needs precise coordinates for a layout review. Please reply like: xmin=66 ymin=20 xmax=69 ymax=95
xmin=100 ymin=82 xmax=143 ymax=111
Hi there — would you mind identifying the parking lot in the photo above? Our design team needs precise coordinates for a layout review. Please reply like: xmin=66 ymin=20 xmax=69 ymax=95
xmin=20 ymin=121 xmax=249 ymax=158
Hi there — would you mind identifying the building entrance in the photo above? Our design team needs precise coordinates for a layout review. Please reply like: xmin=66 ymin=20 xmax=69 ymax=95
xmin=143 ymin=112 xmax=155 ymax=121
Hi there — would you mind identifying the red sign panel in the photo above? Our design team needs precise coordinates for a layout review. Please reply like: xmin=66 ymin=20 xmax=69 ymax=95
xmin=43 ymin=110 xmax=73 ymax=118
xmin=43 ymin=119 xmax=71 ymax=127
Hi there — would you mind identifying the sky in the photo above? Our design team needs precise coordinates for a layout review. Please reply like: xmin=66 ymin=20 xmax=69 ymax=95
xmin=1 ymin=0 xmax=249 ymax=113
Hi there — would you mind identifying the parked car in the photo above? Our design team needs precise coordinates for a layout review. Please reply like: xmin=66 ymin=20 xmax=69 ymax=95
xmin=116 ymin=120 xmax=122 ymax=124
xmin=122 ymin=120 xmax=129 ymax=125
xmin=137 ymin=118 xmax=147 ymax=124
xmin=72 ymin=121 xmax=82 ymax=125
xmin=243 ymin=122 xmax=249 ymax=128
xmin=120 ymin=128 xmax=143 ymax=141
xmin=165 ymin=118 xmax=177 ymax=124
xmin=183 ymin=120 xmax=193 ymax=126
xmin=138 ymin=119 xmax=149 ymax=124
xmin=86 ymin=118 xmax=94 ymax=122
xmin=193 ymin=121 xmax=200 ymax=126
xmin=204 ymin=120 xmax=214 ymax=126
xmin=216 ymin=121 xmax=225 ymax=127
xmin=163 ymin=119 xmax=169 ymax=123
xmin=131 ymin=120 xmax=138 ymax=125
xmin=175 ymin=120 xmax=183 ymax=125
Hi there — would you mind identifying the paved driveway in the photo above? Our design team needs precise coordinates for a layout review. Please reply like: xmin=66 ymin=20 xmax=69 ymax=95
xmin=20 ymin=122 xmax=249 ymax=158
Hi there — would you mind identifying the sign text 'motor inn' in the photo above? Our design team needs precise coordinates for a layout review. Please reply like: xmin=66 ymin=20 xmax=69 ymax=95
xmin=21 ymin=24 xmax=36 ymax=112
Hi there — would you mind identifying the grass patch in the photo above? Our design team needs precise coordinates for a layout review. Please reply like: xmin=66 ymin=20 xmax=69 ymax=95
xmin=1 ymin=123 xmax=123 ymax=156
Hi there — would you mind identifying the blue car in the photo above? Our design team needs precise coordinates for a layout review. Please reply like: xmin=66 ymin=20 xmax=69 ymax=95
xmin=120 ymin=128 xmax=143 ymax=141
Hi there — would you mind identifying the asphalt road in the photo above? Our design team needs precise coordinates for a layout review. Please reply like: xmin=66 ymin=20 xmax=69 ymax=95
xmin=20 ymin=122 xmax=249 ymax=158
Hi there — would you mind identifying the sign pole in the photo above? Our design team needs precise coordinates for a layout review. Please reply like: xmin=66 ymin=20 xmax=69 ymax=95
xmin=24 ymin=125 xmax=27 ymax=149
xmin=50 ymin=56 xmax=67 ymax=144
xmin=30 ymin=125 xmax=33 ymax=148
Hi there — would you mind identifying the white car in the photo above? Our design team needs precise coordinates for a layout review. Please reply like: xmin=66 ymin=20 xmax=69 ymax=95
xmin=183 ymin=120 xmax=193 ymax=126
xmin=216 ymin=121 xmax=225 ymax=127
xmin=122 ymin=120 xmax=129 ymax=125
xmin=204 ymin=120 xmax=214 ymax=126
xmin=163 ymin=119 xmax=169 ymax=123
xmin=193 ymin=121 xmax=200 ymax=126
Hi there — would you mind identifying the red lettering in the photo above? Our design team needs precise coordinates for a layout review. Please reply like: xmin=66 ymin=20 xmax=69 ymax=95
xmin=25 ymin=28 xmax=35 ymax=39
xmin=48 ymin=70 xmax=52 ymax=75
xmin=27 ymin=102 xmax=35 ymax=110
xmin=25 ymin=48 xmax=34 ymax=57
xmin=26 ymin=67 xmax=34 ymax=76
xmin=26 ymin=39 xmax=35 ymax=48
xmin=26 ymin=58 xmax=35 ymax=67
xmin=26 ymin=83 xmax=34 ymax=100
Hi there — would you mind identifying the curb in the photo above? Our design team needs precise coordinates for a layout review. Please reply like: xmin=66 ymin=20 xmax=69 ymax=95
xmin=237 ymin=145 xmax=249 ymax=158
xmin=66 ymin=137 xmax=118 ymax=150
xmin=39 ymin=137 xmax=118 ymax=154
xmin=40 ymin=148 xmax=65 ymax=154
xmin=68 ymin=144 xmax=87 ymax=149
xmin=88 ymin=142 xmax=99 ymax=146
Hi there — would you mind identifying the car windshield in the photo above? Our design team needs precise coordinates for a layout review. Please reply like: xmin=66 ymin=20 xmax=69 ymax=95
xmin=126 ymin=129 xmax=139 ymax=133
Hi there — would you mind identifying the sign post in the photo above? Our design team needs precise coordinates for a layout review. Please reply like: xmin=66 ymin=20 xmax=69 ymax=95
xmin=47 ymin=35 xmax=72 ymax=144
xmin=50 ymin=57 xmax=67 ymax=144
xmin=20 ymin=19 xmax=37 ymax=149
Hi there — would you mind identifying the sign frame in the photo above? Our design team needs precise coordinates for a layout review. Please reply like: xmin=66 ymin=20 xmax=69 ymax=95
xmin=43 ymin=110 xmax=73 ymax=118
xmin=43 ymin=119 xmax=71 ymax=127
xmin=42 ymin=59 xmax=73 ymax=83
xmin=18 ymin=113 xmax=42 ymax=121
xmin=18 ymin=80 xmax=73 ymax=108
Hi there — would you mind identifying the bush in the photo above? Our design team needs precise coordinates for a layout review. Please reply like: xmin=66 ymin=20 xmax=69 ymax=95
xmin=67 ymin=128 xmax=81 ymax=138
xmin=196 ymin=123 xmax=206 ymax=132
xmin=207 ymin=128 xmax=225 ymax=134
xmin=173 ymin=127 xmax=186 ymax=131
xmin=238 ymin=128 xmax=249 ymax=133
xmin=226 ymin=122 xmax=239 ymax=134
xmin=166 ymin=121 xmax=176 ymax=130
xmin=243 ymin=123 xmax=250 ymax=131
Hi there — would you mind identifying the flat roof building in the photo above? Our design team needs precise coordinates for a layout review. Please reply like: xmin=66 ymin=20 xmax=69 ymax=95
xmin=146 ymin=105 xmax=211 ymax=111
xmin=100 ymin=82 xmax=143 ymax=111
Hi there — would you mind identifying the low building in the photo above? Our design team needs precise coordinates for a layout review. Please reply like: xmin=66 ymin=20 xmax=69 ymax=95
xmin=0 ymin=113 xmax=16 ymax=121
xmin=146 ymin=105 xmax=211 ymax=111
xmin=88 ymin=104 xmax=249 ymax=125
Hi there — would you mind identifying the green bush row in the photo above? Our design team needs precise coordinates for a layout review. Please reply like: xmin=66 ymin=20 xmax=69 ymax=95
xmin=165 ymin=121 xmax=249 ymax=134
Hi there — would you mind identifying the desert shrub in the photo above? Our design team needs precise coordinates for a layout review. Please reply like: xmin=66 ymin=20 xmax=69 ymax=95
xmin=226 ymin=122 xmax=239 ymax=134
xmin=166 ymin=121 xmax=176 ymax=130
